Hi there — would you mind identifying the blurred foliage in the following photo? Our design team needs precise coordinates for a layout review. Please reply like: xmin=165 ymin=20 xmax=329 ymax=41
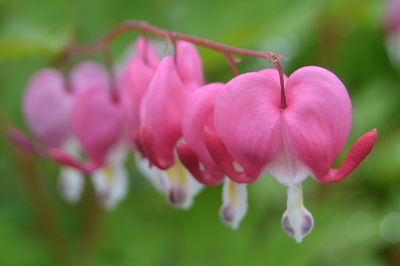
xmin=1 ymin=0 xmax=400 ymax=265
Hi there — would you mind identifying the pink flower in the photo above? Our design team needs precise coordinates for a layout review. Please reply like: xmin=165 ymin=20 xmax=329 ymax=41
xmin=177 ymin=82 xmax=248 ymax=228
xmin=206 ymin=67 xmax=377 ymax=242
xmin=138 ymin=41 xmax=204 ymax=208
xmin=23 ymin=69 xmax=73 ymax=147
xmin=118 ymin=37 xmax=159 ymax=138
xmin=22 ymin=62 xmax=110 ymax=204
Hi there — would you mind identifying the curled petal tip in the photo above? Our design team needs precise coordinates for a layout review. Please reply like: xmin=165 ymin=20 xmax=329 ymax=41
xmin=318 ymin=129 xmax=377 ymax=183
xmin=7 ymin=127 xmax=44 ymax=156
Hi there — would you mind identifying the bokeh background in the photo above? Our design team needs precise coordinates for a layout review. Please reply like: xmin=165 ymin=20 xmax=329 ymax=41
xmin=0 ymin=0 xmax=399 ymax=265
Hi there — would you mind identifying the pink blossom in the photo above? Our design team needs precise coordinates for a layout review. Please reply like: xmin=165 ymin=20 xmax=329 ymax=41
xmin=206 ymin=67 xmax=377 ymax=242
xmin=118 ymin=37 xmax=159 ymax=138
xmin=138 ymin=41 xmax=204 ymax=208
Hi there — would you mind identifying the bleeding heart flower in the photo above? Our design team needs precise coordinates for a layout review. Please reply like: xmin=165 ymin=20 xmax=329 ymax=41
xmin=43 ymin=62 xmax=129 ymax=209
xmin=118 ymin=37 xmax=159 ymax=136
xmin=23 ymin=68 xmax=73 ymax=148
xmin=206 ymin=66 xmax=377 ymax=242
xmin=176 ymin=82 xmax=248 ymax=228
xmin=139 ymin=41 xmax=204 ymax=209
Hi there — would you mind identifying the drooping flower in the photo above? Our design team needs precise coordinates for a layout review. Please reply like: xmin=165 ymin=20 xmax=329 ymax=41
xmin=21 ymin=61 xmax=128 ymax=206
xmin=116 ymin=37 xmax=172 ymax=193
xmin=49 ymin=62 xmax=130 ymax=209
xmin=206 ymin=67 xmax=377 ymax=242
xmin=118 ymin=36 xmax=159 ymax=137
xmin=22 ymin=66 xmax=87 ymax=203
xmin=138 ymin=41 xmax=204 ymax=209
xmin=176 ymin=83 xmax=248 ymax=228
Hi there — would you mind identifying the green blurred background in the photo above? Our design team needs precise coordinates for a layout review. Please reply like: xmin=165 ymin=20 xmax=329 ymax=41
xmin=0 ymin=0 xmax=399 ymax=265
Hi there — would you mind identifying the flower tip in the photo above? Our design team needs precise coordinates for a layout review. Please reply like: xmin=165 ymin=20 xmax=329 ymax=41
xmin=168 ymin=188 xmax=191 ymax=210
xmin=219 ymin=205 xmax=239 ymax=230
xmin=281 ymin=209 xmax=314 ymax=244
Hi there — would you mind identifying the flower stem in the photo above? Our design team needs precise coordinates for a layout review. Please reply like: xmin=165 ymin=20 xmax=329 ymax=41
xmin=64 ymin=21 xmax=284 ymax=64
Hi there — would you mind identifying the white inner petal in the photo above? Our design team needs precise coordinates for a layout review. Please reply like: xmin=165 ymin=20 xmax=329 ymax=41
xmin=59 ymin=167 xmax=84 ymax=203
xmin=220 ymin=178 xmax=248 ymax=229
xmin=58 ymin=137 xmax=84 ymax=203
xmin=265 ymin=127 xmax=311 ymax=185
xmin=91 ymin=143 xmax=129 ymax=210
xmin=135 ymin=153 xmax=171 ymax=192
xmin=165 ymin=159 xmax=203 ymax=209
xmin=92 ymin=163 xmax=129 ymax=210
xmin=282 ymin=183 xmax=314 ymax=243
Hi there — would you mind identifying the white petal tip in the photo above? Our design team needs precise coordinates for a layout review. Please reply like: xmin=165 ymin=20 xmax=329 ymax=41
xmin=219 ymin=205 xmax=241 ymax=230
xmin=167 ymin=188 xmax=192 ymax=210
xmin=281 ymin=209 xmax=314 ymax=243
xmin=220 ymin=179 xmax=248 ymax=230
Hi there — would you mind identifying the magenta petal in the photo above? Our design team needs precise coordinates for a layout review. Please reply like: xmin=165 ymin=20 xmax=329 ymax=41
xmin=23 ymin=69 xmax=72 ymax=147
xmin=50 ymin=148 xmax=99 ymax=174
xmin=318 ymin=129 xmax=377 ymax=182
xmin=175 ymin=41 xmax=204 ymax=86
xmin=214 ymin=72 xmax=282 ymax=180
xmin=181 ymin=83 xmax=225 ymax=185
xmin=140 ymin=57 xmax=192 ymax=168
xmin=283 ymin=66 xmax=352 ymax=179
xmin=72 ymin=84 xmax=124 ymax=165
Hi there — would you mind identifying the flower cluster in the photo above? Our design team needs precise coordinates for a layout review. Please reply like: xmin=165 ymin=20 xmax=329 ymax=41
xmin=10 ymin=35 xmax=377 ymax=243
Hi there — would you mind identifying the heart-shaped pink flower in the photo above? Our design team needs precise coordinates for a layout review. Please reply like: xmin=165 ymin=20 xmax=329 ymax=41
xmin=118 ymin=37 xmax=159 ymax=137
xmin=177 ymin=83 xmax=225 ymax=185
xmin=139 ymin=41 xmax=204 ymax=169
xmin=206 ymin=66 xmax=377 ymax=242
xmin=23 ymin=69 xmax=73 ymax=147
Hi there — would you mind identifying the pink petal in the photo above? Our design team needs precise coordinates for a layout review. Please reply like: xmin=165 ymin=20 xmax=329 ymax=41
xmin=119 ymin=40 xmax=158 ymax=134
xmin=175 ymin=41 xmax=204 ymax=87
xmin=135 ymin=36 xmax=159 ymax=68
xmin=283 ymin=66 xmax=352 ymax=179
xmin=140 ymin=57 xmax=193 ymax=168
xmin=179 ymin=83 xmax=225 ymax=185
xmin=214 ymin=72 xmax=282 ymax=180
xmin=7 ymin=127 xmax=45 ymax=156
xmin=23 ymin=69 xmax=72 ymax=147
xmin=71 ymin=84 xmax=125 ymax=165
xmin=50 ymin=148 xmax=99 ymax=174
xmin=203 ymin=127 xmax=252 ymax=183
xmin=318 ymin=129 xmax=377 ymax=182
xmin=70 ymin=61 xmax=108 ymax=92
